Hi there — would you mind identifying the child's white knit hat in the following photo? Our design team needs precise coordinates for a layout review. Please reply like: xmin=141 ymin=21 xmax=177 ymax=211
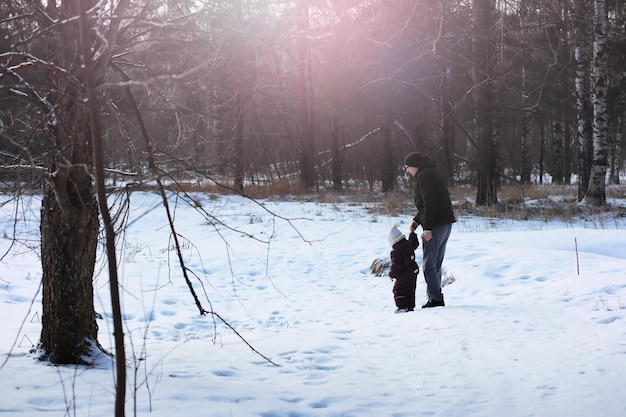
xmin=387 ymin=224 xmax=404 ymax=247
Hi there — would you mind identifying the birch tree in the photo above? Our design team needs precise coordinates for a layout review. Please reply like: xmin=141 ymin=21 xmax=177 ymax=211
xmin=573 ymin=0 xmax=594 ymax=200
xmin=587 ymin=0 xmax=608 ymax=205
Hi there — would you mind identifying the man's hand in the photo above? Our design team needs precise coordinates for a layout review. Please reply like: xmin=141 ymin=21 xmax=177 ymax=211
xmin=410 ymin=222 xmax=418 ymax=233
xmin=421 ymin=230 xmax=432 ymax=242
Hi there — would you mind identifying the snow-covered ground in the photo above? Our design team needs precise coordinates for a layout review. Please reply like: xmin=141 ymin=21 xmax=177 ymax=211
xmin=1 ymin=191 xmax=625 ymax=416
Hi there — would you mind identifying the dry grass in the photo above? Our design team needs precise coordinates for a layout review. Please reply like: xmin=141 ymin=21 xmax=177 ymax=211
xmin=452 ymin=183 xmax=626 ymax=227
xmin=130 ymin=177 xmax=626 ymax=227
xmin=317 ymin=182 xmax=626 ymax=227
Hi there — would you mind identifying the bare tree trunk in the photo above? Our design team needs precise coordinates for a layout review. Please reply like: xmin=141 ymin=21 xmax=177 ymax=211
xmin=38 ymin=2 xmax=101 ymax=365
xmin=79 ymin=4 xmax=126 ymax=415
xmin=379 ymin=114 xmax=394 ymax=193
xmin=39 ymin=108 xmax=100 ymax=365
xmin=440 ymin=66 xmax=455 ymax=181
xmin=232 ymin=0 xmax=245 ymax=193
xmin=587 ymin=0 xmax=608 ymax=205
xmin=40 ymin=173 xmax=99 ymax=364
xmin=610 ymin=119 xmax=623 ymax=184
xmin=551 ymin=120 xmax=564 ymax=184
xmin=233 ymin=88 xmax=245 ymax=193
xmin=609 ymin=75 xmax=624 ymax=185
xmin=330 ymin=113 xmax=343 ymax=191
xmin=433 ymin=1 xmax=455 ymax=181
xmin=298 ymin=0 xmax=316 ymax=190
xmin=539 ymin=123 xmax=546 ymax=184
xmin=574 ymin=0 xmax=593 ymax=200
xmin=560 ymin=1 xmax=573 ymax=186
xmin=519 ymin=1 xmax=532 ymax=184
xmin=473 ymin=0 xmax=497 ymax=205
xmin=520 ymin=65 xmax=532 ymax=184
xmin=563 ymin=113 xmax=572 ymax=184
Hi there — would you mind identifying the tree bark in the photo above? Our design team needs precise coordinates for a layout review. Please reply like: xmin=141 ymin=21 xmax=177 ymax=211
xmin=379 ymin=114 xmax=394 ymax=193
xmin=574 ymin=0 xmax=594 ymax=200
xmin=233 ymin=88 xmax=245 ymax=193
xmin=40 ymin=123 xmax=100 ymax=364
xmin=232 ymin=0 xmax=245 ymax=193
xmin=520 ymin=66 xmax=532 ymax=184
xmin=473 ymin=0 xmax=497 ymax=205
xmin=298 ymin=0 xmax=317 ymax=190
xmin=330 ymin=113 xmax=343 ymax=191
xmin=587 ymin=0 xmax=608 ymax=205
xmin=608 ymin=74 xmax=624 ymax=185
xmin=37 ymin=0 xmax=101 ymax=365
xmin=79 ymin=3 xmax=126 ymax=414
xmin=551 ymin=120 xmax=564 ymax=184
xmin=440 ymin=66 xmax=455 ymax=181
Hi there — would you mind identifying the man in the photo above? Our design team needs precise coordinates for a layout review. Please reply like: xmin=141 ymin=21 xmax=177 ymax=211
xmin=404 ymin=152 xmax=455 ymax=308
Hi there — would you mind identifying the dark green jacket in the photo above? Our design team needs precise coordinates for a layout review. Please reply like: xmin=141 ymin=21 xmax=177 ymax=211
xmin=412 ymin=160 xmax=455 ymax=230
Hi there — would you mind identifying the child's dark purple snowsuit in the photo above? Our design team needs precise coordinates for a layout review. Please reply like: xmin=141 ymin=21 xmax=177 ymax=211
xmin=389 ymin=232 xmax=419 ymax=310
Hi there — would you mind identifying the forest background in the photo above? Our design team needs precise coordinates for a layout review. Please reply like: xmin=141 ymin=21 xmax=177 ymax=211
xmin=1 ymin=1 xmax=625 ymax=416
xmin=2 ymin=0 xmax=625 ymax=201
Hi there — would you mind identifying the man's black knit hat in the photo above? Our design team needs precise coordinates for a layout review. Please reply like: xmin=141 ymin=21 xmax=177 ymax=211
xmin=404 ymin=152 xmax=426 ymax=168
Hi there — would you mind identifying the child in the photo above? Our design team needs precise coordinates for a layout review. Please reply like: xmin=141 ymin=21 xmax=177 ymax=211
xmin=387 ymin=224 xmax=420 ymax=313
